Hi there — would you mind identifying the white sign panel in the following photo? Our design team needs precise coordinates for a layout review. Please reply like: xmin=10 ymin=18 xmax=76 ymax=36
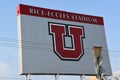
xmin=17 ymin=4 xmax=112 ymax=75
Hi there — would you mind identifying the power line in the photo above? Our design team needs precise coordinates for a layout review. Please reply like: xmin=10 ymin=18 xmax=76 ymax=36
xmin=0 ymin=37 xmax=119 ymax=54
xmin=0 ymin=76 xmax=23 ymax=80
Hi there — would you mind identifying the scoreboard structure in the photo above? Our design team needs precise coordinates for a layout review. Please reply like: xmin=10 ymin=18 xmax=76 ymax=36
xmin=17 ymin=4 xmax=112 ymax=75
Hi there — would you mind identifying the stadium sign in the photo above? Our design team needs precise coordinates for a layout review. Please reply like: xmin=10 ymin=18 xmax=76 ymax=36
xmin=17 ymin=4 xmax=112 ymax=75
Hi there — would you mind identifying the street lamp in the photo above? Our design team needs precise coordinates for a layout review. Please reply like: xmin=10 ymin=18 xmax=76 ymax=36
xmin=92 ymin=46 xmax=103 ymax=80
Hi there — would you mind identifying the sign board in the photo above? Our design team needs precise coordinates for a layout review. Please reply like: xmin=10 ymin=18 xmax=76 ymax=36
xmin=17 ymin=4 xmax=112 ymax=75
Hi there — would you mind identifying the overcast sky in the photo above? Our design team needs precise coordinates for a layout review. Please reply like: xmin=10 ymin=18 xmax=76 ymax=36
xmin=0 ymin=0 xmax=120 ymax=80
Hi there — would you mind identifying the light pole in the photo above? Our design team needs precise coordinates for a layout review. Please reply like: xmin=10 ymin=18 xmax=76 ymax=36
xmin=92 ymin=46 xmax=104 ymax=80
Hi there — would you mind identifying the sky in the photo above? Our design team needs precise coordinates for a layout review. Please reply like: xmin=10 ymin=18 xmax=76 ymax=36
xmin=0 ymin=0 xmax=120 ymax=80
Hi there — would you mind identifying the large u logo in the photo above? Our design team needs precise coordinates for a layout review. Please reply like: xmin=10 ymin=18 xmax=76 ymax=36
xmin=49 ymin=23 xmax=85 ymax=61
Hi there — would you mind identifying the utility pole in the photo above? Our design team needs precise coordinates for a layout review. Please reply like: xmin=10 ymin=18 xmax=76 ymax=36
xmin=80 ymin=75 xmax=83 ymax=80
xmin=55 ymin=74 xmax=59 ymax=80
xmin=92 ymin=46 xmax=104 ymax=80
xmin=26 ymin=74 xmax=30 ymax=80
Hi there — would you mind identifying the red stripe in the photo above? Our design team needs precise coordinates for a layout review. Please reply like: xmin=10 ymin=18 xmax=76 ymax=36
xmin=17 ymin=4 xmax=104 ymax=25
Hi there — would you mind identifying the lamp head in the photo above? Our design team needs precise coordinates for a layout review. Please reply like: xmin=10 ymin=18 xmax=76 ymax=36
xmin=92 ymin=46 xmax=102 ymax=57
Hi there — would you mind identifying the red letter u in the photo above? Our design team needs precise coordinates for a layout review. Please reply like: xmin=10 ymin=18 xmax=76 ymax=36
xmin=49 ymin=23 xmax=85 ymax=61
